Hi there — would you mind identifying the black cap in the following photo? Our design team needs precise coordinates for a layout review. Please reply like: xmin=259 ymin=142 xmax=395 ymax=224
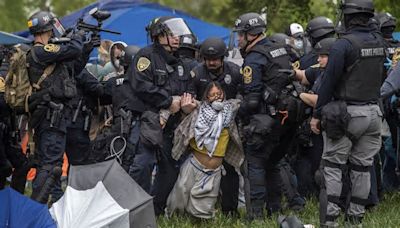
xmin=200 ymin=37 xmax=227 ymax=59
xmin=314 ymin=37 xmax=337 ymax=55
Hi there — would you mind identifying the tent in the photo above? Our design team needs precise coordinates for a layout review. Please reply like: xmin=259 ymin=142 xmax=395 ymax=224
xmin=16 ymin=0 xmax=230 ymax=47
xmin=0 ymin=187 xmax=56 ymax=228
xmin=0 ymin=31 xmax=31 ymax=45
xmin=50 ymin=159 xmax=156 ymax=228
xmin=393 ymin=32 xmax=400 ymax=41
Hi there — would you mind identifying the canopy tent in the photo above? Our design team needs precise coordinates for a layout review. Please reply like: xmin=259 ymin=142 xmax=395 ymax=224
xmin=0 ymin=31 xmax=31 ymax=45
xmin=50 ymin=159 xmax=156 ymax=228
xmin=0 ymin=187 xmax=56 ymax=228
xmin=393 ymin=32 xmax=400 ymax=41
xmin=16 ymin=0 xmax=231 ymax=47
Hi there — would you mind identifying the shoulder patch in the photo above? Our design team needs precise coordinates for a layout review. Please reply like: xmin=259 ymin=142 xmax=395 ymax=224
xmin=310 ymin=63 xmax=320 ymax=68
xmin=242 ymin=66 xmax=252 ymax=84
xmin=190 ymin=70 xmax=196 ymax=78
xmin=137 ymin=57 xmax=151 ymax=72
xmin=43 ymin=44 xmax=60 ymax=53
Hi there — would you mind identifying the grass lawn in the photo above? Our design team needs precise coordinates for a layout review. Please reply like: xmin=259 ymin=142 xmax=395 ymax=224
xmin=157 ymin=192 xmax=400 ymax=227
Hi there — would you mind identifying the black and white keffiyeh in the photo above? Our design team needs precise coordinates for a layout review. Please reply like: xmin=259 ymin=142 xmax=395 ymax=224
xmin=194 ymin=101 xmax=234 ymax=157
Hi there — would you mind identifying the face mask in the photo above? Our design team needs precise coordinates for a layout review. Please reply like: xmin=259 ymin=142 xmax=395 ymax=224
xmin=211 ymin=100 xmax=224 ymax=111
xmin=294 ymin=39 xmax=304 ymax=50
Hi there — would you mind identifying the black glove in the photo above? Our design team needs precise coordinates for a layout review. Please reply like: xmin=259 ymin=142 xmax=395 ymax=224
xmin=278 ymin=69 xmax=296 ymax=81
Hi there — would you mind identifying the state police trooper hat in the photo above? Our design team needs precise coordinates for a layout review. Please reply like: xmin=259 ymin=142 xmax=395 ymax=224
xmin=341 ymin=0 xmax=375 ymax=17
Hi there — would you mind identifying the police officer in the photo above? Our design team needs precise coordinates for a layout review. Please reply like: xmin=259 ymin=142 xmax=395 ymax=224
xmin=233 ymin=12 xmax=299 ymax=218
xmin=26 ymin=11 xmax=87 ymax=203
xmin=129 ymin=16 xmax=196 ymax=215
xmin=191 ymin=37 xmax=242 ymax=215
xmin=376 ymin=12 xmax=400 ymax=61
xmin=310 ymin=0 xmax=385 ymax=226
xmin=300 ymin=16 xmax=335 ymax=69
xmin=177 ymin=34 xmax=199 ymax=70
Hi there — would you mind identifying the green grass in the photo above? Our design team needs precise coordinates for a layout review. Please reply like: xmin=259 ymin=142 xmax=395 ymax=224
xmin=157 ymin=192 xmax=400 ymax=227
xmin=17 ymin=181 xmax=400 ymax=227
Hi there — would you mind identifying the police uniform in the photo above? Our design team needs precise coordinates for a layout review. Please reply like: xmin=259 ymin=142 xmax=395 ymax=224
xmin=191 ymin=60 xmax=242 ymax=214
xmin=28 ymin=34 xmax=86 ymax=202
xmin=314 ymin=27 xmax=385 ymax=223
xmin=240 ymin=37 xmax=299 ymax=215
xmin=130 ymin=43 xmax=194 ymax=215
xmin=299 ymin=50 xmax=318 ymax=70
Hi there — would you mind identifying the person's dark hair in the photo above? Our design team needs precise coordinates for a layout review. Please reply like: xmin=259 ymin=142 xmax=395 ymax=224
xmin=202 ymin=81 xmax=224 ymax=101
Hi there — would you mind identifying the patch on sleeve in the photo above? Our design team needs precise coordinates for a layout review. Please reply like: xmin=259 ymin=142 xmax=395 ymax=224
xmin=242 ymin=66 xmax=252 ymax=84
xmin=310 ymin=63 xmax=320 ymax=68
xmin=292 ymin=61 xmax=300 ymax=70
xmin=190 ymin=70 xmax=196 ymax=78
xmin=43 ymin=44 xmax=60 ymax=53
xmin=137 ymin=57 xmax=151 ymax=72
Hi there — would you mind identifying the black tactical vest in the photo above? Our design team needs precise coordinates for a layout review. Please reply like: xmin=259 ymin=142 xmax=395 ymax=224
xmin=335 ymin=34 xmax=386 ymax=103
xmin=248 ymin=43 xmax=292 ymax=93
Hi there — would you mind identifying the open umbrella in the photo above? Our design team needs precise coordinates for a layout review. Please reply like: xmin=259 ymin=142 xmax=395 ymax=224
xmin=0 ymin=187 xmax=56 ymax=228
xmin=50 ymin=159 xmax=156 ymax=228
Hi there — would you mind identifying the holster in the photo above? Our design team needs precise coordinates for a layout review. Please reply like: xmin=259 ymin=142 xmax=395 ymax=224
xmin=321 ymin=101 xmax=351 ymax=140
xmin=243 ymin=114 xmax=277 ymax=150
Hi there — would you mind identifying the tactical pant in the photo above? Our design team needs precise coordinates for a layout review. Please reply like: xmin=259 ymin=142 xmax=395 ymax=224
xmin=128 ymin=121 xmax=156 ymax=194
xmin=295 ymin=134 xmax=323 ymax=197
xmin=322 ymin=104 xmax=382 ymax=222
xmin=31 ymin=117 xmax=67 ymax=203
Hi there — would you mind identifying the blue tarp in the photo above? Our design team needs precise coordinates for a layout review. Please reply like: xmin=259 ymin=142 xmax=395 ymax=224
xmin=0 ymin=187 xmax=56 ymax=228
xmin=393 ymin=32 xmax=400 ymax=41
xmin=16 ymin=0 xmax=230 ymax=47
xmin=0 ymin=31 xmax=31 ymax=45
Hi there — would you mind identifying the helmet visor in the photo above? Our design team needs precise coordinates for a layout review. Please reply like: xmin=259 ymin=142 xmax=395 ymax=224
xmin=163 ymin=18 xmax=193 ymax=37
xmin=51 ymin=18 xmax=66 ymax=37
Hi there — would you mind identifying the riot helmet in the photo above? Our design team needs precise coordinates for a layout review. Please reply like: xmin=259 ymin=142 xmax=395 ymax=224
xmin=341 ymin=0 xmax=374 ymax=16
xmin=233 ymin=12 xmax=266 ymax=35
xmin=306 ymin=16 xmax=335 ymax=41
xmin=146 ymin=16 xmax=193 ymax=42
xmin=121 ymin=45 xmax=140 ymax=69
xmin=200 ymin=37 xmax=227 ymax=59
xmin=28 ymin=11 xmax=65 ymax=37
xmin=269 ymin=33 xmax=291 ymax=46
xmin=377 ymin=12 xmax=396 ymax=38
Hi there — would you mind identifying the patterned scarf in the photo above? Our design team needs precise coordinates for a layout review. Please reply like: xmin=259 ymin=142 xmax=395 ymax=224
xmin=194 ymin=101 xmax=233 ymax=157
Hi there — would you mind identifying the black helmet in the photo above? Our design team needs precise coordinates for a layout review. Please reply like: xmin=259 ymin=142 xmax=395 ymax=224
xmin=179 ymin=34 xmax=198 ymax=51
xmin=269 ymin=33 xmax=290 ymax=46
xmin=200 ymin=37 xmax=227 ymax=59
xmin=233 ymin=12 xmax=266 ymax=35
xmin=121 ymin=45 xmax=140 ymax=67
xmin=314 ymin=38 xmax=337 ymax=55
xmin=28 ymin=11 xmax=65 ymax=36
xmin=377 ymin=12 xmax=396 ymax=29
xmin=341 ymin=0 xmax=374 ymax=17
xmin=306 ymin=16 xmax=335 ymax=39
xmin=146 ymin=16 xmax=193 ymax=42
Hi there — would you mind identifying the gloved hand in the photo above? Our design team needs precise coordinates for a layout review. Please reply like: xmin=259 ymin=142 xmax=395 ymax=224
xmin=278 ymin=69 xmax=296 ymax=81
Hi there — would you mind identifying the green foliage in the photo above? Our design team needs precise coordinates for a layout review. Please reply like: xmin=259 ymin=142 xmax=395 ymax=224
xmin=0 ymin=0 xmax=96 ymax=32
xmin=158 ymin=192 xmax=400 ymax=227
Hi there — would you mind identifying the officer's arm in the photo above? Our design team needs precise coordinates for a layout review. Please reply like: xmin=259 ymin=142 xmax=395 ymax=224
xmin=75 ymin=68 xmax=104 ymax=97
xmin=73 ymin=42 xmax=94 ymax=75
xmin=34 ymin=34 xmax=84 ymax=64
xmin=381 ymin=63 xmax=400 ymax=97
xmin=241 ymin=53 xmax=264 ymax=112
xmin=314 ymin=40 xmax=350 ymax=119
xmin=129 ymin=56 xmax=172 ymax=109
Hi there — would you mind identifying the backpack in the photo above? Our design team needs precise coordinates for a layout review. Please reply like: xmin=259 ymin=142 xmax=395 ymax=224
xmin=4 ymin=44 xmax=55 ymax=113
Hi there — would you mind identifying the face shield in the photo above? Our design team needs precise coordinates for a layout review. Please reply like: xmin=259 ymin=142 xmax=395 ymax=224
xmin=50 ymin=18 xmax=66 ymax=38
xmin=163 ymin=18 xmax=193 ymax=38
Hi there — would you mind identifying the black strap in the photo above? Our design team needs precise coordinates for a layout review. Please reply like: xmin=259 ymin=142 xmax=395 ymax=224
xmin=322 ymin=159 xmax=346 ymax=171
xmin=349 ymin=162 xmax=370 ymax=172
xmin=327 ymin=195 xmax=341 ymax=205
xmin=350 ymin=196 xmax=370 ymax=206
